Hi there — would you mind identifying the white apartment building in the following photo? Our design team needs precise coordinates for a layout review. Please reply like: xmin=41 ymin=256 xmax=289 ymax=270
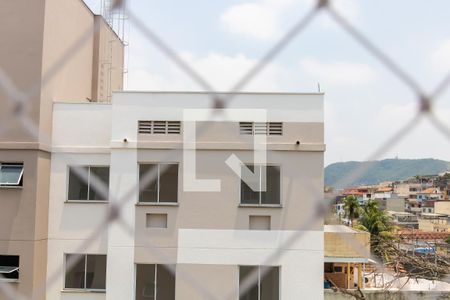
xmin=46 ymin=91 xmax=325 ymax=299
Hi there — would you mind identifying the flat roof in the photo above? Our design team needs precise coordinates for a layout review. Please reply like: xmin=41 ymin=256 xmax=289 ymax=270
xmin=324 ymin=225 xmax=361 ymax=233
xmin=324 ymin=257 xmax=369 ymax=263
xmin=421 ymin=213 xmax=448 ymax=217
xmin=388 ymin=211 xmax=415 ymax=216
xmin=113 ymin=90 xmax=325 ymax=96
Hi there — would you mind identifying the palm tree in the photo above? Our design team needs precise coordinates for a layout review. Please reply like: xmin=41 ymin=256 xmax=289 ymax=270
xmin=357 ymin=199 xmax=393 ymax=236
xmin=356 ymin=199 xmax=394 ymax=254
xmin=343 ymin=195 xmax=360 ymax=227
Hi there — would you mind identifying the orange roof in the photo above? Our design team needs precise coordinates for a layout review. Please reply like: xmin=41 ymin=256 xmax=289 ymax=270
xmin=343 ymin=189 xmax=364 ymax=196
xmin=421 ymin=187 xmax=439 ymax=194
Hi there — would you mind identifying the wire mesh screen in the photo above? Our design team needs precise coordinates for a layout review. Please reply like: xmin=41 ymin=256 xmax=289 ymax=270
xmin=1 ymin=0 xmax=450 ymax=299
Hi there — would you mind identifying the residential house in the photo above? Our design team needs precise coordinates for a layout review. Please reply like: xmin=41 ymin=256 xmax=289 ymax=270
xmin=421 ymin=200 xmax=435 ymax=214
xmin=436 ymin=201 xmax=450 ymax=215
xmin=419 ymin=213 xmax=450 ymax=233
xmin=342 ymin=187 xmax=374 ymax=206
xmin=375 ymin=195 xmax=405 ymax=212
xmin=388 ymin=211 xmax=418 ymax=229
xmin=373 ymin=186 xmax=393 ymax=200
xmin=417 ymin=187 xmax=443 ymax=202
xmin=324 ymin=225 xmax=370 ymax=290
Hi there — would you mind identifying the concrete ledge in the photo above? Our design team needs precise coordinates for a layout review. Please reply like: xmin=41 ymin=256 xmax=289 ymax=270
xmin=325 ymin=289 xmax=450 ymax=300
xmin=0 ymin=142 xmax=51 ymax=152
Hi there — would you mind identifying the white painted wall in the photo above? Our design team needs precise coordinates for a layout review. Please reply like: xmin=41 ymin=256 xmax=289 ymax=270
xmin=177 ymin=229 xmax=324 ymax=299
xmin=49 ymin=103 xmax=111 ymax=299
xmin=46 ymin=239 xmax=107 ymax=300
xmin=52 ymin=103 xmax=111 ymax=151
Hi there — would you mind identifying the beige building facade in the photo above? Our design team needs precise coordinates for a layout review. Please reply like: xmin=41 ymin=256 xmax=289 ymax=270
xmin=0 ymin=1 xmax=123 ymax=299
xmin=47 ymin=92 xmax=325 ymax=299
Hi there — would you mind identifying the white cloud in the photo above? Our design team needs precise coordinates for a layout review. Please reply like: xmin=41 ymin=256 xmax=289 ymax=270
xmin=127 ymin=52 xmax=290 ymax=92
xmin=221 ymin=2 xmax=280 ymax=40
xmin=220 ymin=0 xmax=306 ymax=40
xmin=220 ymin=0 xmax=361 ymax=40
xmin=299 ymin=58 xmax=376 ymax=86
xmin=430 ymin=39 xmax=450 ymax=73
xmin=374 ymin=102 xmax=417 ymax=129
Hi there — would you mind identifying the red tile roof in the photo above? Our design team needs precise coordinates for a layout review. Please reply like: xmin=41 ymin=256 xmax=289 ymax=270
xmin=397 ymin=229 xmax=449 ymax=240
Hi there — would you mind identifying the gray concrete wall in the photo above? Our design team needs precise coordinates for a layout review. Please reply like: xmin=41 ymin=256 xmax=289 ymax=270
xmin=325 ymin=290 xmax=450 ymax=300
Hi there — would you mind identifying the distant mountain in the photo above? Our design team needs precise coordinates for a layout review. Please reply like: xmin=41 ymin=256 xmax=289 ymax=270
xmin=325 ymin=158 xmax=450 ymax=188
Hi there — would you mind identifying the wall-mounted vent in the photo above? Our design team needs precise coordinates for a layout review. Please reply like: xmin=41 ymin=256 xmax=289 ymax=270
xmin=239 ymin=122 xmax=283 ymax=136
xmin=239 ymin=122 xmax=253 ymax=135
xmin=138 ymin=121 xmax=181 ymax=134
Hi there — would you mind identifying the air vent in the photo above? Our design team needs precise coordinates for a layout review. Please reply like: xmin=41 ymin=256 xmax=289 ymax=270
xmin=138 ymin=121 xmax=152 ymax=134
xmin=167 ymin=121 xmax=181 ymax=134
xmin=268 ymin=122 xmax=282 ymax=135
xmin=239 ymin=122 xmax=253 ymax=135
xmin=239 ymin=122 xmax=283 ymax=136
xmin=153 ymin=121 xmax=167 ymax=134
xmin=254 ymin=122 xmax=268 ymax=135
xmin=138 ymin=121 xmax=181 ymax=134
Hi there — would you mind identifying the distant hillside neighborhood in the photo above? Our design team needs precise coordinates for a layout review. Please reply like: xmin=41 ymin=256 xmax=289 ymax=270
xmin=327 ymin=171 xmax=450 ymax=292
xmin=325 ymin=158 xmax=450 ymax=188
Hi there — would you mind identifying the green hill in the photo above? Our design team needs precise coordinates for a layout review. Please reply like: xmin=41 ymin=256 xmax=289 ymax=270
xmin=325 ymin=158 xmax=450 ymax=188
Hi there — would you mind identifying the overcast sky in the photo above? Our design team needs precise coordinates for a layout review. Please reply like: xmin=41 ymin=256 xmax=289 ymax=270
xmin=85 ymin=0 xmax=450 ymax=166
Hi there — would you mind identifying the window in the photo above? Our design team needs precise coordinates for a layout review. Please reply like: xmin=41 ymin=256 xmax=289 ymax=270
xmin=68 ymin=166 xmax=109 ymax=201
xmin=240 ymin=165 xmax=280 ymax=205
xmin=249 ymin=216 xmax=271 ymax=230
xmin=136 ymin=264 xmax=175 ymax=300
xmin=65 ymin=254 xmax=106 ymax=290
xmin=239 ymin=266 xmax=279 ymax=300
xmin=0 ymin=255 xmax=19 ymax=281
xmin=146 ymin=213 xmax=168 ymax=228
xmin=138 ymin=121 xmax=181 ymax=134
xmin=333 ymin=266 xmax=343 ymax=273
xmin=139 ymin=164 xmax=178 ymax=203
xmin=0 ymin=163 xmax=23 ymax=187
xmin=239 ymin=122 xmax=282 ymax=136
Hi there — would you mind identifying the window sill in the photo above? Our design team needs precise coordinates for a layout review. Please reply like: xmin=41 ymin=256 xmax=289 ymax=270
xmin=0 ymin=186 xmax=23 ymax=189
xmin=0 ymin=279 xmax=19 ymax=283
xmin=136 ymin=202 xmax=178 ymax=207
xmin=65 ymin=200 xmax=109 ymax=204
xmin=62 ymin=289 xmax=106 ymax=293
xmin=239 ymin=204 xmax=282 ymax=208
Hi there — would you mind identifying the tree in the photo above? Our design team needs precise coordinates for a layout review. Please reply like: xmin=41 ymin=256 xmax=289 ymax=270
xmin=357 ymin=199 xmax=393 ymax=236
xmin=445 ymin=236 xmax=450 ymax=244
xmin=343 ymin=195 xmax=361 ymax=227
xmin=355 ymin=199 xmax=395 ymax=257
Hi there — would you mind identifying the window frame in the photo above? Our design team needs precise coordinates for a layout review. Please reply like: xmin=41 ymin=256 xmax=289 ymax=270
xmin=0 ymin=255 xmax=20 ymax=282
xmin=0 ymin=163 xmax=24 ymax=188
xmin=238 ymin=265 xmax=280 ymax=300
xmin=239 ymin=164 xmax=282 ymax=207
xmin=138 ymin=163 xmax=179 ymax=205
xmin=135 ymin=263 xmax=176 ymax=300
xmin=66 ymin=165 xmax=110 ymax=203
xmin=63 ymin=253 xmax=106 ymax=292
